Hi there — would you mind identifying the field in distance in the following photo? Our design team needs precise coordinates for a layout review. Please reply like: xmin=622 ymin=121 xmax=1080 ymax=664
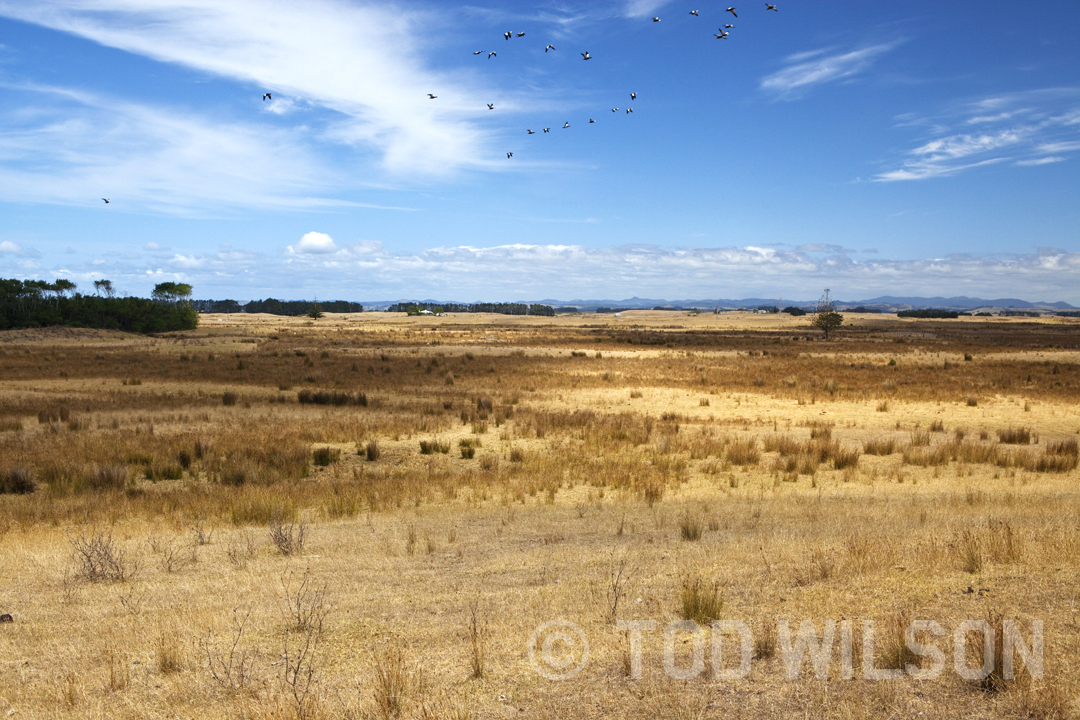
xmin=0 ymin=312 xmax=1077 ymax=719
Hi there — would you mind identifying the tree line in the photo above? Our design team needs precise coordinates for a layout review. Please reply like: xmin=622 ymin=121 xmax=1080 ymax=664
xmin=387 ymin=302 xmax=556 ymax=316
xmin=191 ymin=298 xmax=364 ymax=315
xmin=0 ymin=279 xmax=198 ymax=333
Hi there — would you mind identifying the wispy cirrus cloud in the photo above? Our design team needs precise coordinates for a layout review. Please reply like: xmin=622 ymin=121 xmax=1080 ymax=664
xmin=760 ymin=42 xmax=901 ymax=99
xmin=0 ymin=0 xmax=502 ymax=178
xmin=622 ymin=0 xmax=673 ymax=19
xmin=877 ymin=88 xmax=1080 ymax=180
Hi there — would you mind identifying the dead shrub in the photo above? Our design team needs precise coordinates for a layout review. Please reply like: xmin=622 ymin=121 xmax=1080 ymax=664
xmin=68 ymin=530 xmax=136 ymax=583
xmin=270 ymin=515 xmax=308 ymax=556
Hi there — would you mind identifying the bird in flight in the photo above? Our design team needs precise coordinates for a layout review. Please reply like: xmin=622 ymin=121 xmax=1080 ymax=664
xmin=690 ymin=10 xmax=699 ymax=16
xmin=507 ymin=152 xmax=513 ymax=158
xmin=766 ymin=3 xmax=777 ymax=10
xmin=611 ymin=108 xmax=619 ymax=112
xmin=102 ymin=198 xmax=109 ymax=204
xmin=589 ymin=119 xmax=595 ymax=123
xmin=544 ymin=128 xmax=550 ymax=133
xmin=631 ymin=92 xmax=637 ymax=100
xmin=262 ymin=93 xmax=271 ymax=101
xmin=545 ymin=44 xmax=555 ymax=52
xmin=473 ymin=50 xmax=483 ymax=55
xmin=504 ymin=31 xmax=511 ymax=40
xmin=581 ymin=51 xmax=591 ymax=60
xmin=517 ymin=31 xmax=525 ymax=37
xmin=528 ymin=129 xmax=535 ymax=134
xmin=626 ymin=108 xmax=633 ymax=114
xmin=726 ymin=7 xmax=737 ymax=17
xmin=487 ymin=104 xmax=494 ymax=110
xmin=488 ymin=51 xmax=497 ymax=58
xmin=428 ymin=94 xmax=437 ymax=99
xmin=563 ymin=122 xmax=569 ymax=128
xmin=652 ymin=17 xmax=660 ymax=22
xmin=725 ymin=23 xmax=734 ymax=28
xmin=716 ymin=30 xmax=729 ymax=39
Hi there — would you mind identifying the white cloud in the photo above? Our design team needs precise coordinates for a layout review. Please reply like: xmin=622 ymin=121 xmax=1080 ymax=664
xmin=288 ymin=231 xmax=339 ymax=254
xmin=877 ymin=91 xmax=1080 ymax=181
xmin=622 ymin=0 xmax=673 ymax=18
xmin=1016 ymin=156 xmax=1064 ymax=166
xmin=0 ymin=83 xmax=349 ymax=213
xmin=0 ymin=240 xmax=22 ymax=254
xmin=760 ymin=42 xmax=899 ymax=98
xmin=0 ymin=0 xmax=503 ymax=176
xmin=38 ymin=242 xmax=1080 ymax=304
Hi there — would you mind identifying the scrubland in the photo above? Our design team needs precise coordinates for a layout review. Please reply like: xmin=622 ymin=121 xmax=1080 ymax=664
xmin=0 ymin=311 xmax=1078 ymax=719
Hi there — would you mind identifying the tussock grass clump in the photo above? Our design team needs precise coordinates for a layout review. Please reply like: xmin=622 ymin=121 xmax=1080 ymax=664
xmin=763 ymin=434 xmax=801 ymax=456
xmin=877 ymin=610 xmax=918 ymax=671
xmin=629 ymin=390 xmax=643 ymax=399
xmin=967 ymin=395 xmax=979 ymax=407
xmin=297 ymin=389 xmax=368 ymax=407
xmin=679 ymin=513 xmax=704 ymax=541
xmin=157 ymin=630 xmax=185 ymax=674
xmin=364 ymin=439 xmax=380 ymax=461
xmin=93 ymin=464 xmax=129 ymax=490
xmin=832 ymin=445 xmax=861 ymax=470
xmin=1 ymin=466 xmax=36 ymax=494
xmin=370 ymin=641 xmax=416 ymax=720
xmin=726 ymin=436 xmax=760 ymax=466
xmin=863 ymin=438 xmax=897 ymax=456
xmin=312 ymin=446 xmax=341 ymax=466
xmin=909 ymin=429 xmax=931 ymax=447
xmin=460 ymin=446 xmax=475 ymax=459
xmin=997 ymin=427 xmax=1033 ymax=445
xmin=809 ymin=422 xmax=832 ymax=439
xmin=957 ymin=530 xmax=984 ymax=574
xmin=419 ymin=439 xmax=450 ymax=455
xmin=222 ymin=391 xmax=239 ymax=407
xmin=146 ymin=460 xmax=183 ymax=481
xmin=902 ymin=443 xmax=952 ymax=467
xmin=930 ymin=419 xmax=945 ymax=432
xmin=679 ymin=575 xmax=723 ymax=626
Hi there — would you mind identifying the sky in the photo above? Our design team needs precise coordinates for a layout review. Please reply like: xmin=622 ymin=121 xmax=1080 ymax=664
xmin=0 ymin=0 xmax=1078 ymax=303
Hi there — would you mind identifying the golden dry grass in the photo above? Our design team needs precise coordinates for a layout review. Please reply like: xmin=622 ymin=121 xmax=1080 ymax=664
xmin=0 ymin=311 xmax=1078 ymax=718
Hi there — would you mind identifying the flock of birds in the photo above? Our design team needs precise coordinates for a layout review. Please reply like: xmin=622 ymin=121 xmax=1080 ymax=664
xmin=100 ymin=4 xmax=780 ymax=202
xmin=452 ymin=3 xmax=782 ymax=159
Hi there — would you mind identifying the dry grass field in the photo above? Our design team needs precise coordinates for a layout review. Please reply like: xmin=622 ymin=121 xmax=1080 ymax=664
xmin=1 ymin=310 xmax=1079 ymax=719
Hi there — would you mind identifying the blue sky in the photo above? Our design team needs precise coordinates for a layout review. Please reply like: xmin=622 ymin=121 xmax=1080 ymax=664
xmin=1 ymin=0 xmax=1078 ymax=303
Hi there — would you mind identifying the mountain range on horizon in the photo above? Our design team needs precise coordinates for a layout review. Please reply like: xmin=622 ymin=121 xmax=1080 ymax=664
xmin=358 ymin=295 xmax=1077 ymax=312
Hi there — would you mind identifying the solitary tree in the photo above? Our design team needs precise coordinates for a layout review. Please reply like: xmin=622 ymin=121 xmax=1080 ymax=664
xmin=93 ymin=279 xmax=115 ymax=298
xmin=307 ymin=300 xmax=323 ymax=319
xmin=152 ymin=282 xmax=193 ymax=304
xmin=811 ymin=288 xmax=844 ymax=339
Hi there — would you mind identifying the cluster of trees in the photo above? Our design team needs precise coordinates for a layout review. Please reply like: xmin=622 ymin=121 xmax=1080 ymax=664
xmin=0 ymin=278 xmax=198 ymax=332
xmin=190 ymin=298 xmax=363 ymax=315
xmin=897 ymin=309 xmax=961 ymax=319
xmin=387 ymin=302 xmax=555 ymax=316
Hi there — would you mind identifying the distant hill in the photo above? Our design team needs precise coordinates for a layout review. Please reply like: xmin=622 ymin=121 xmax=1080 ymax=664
xmin=352 ymin=295 xmax=1079 ymax=313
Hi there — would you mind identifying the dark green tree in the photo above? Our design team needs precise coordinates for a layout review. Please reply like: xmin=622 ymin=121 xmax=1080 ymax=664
xmin=811 ymin=289 xmax=844 ymax=339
